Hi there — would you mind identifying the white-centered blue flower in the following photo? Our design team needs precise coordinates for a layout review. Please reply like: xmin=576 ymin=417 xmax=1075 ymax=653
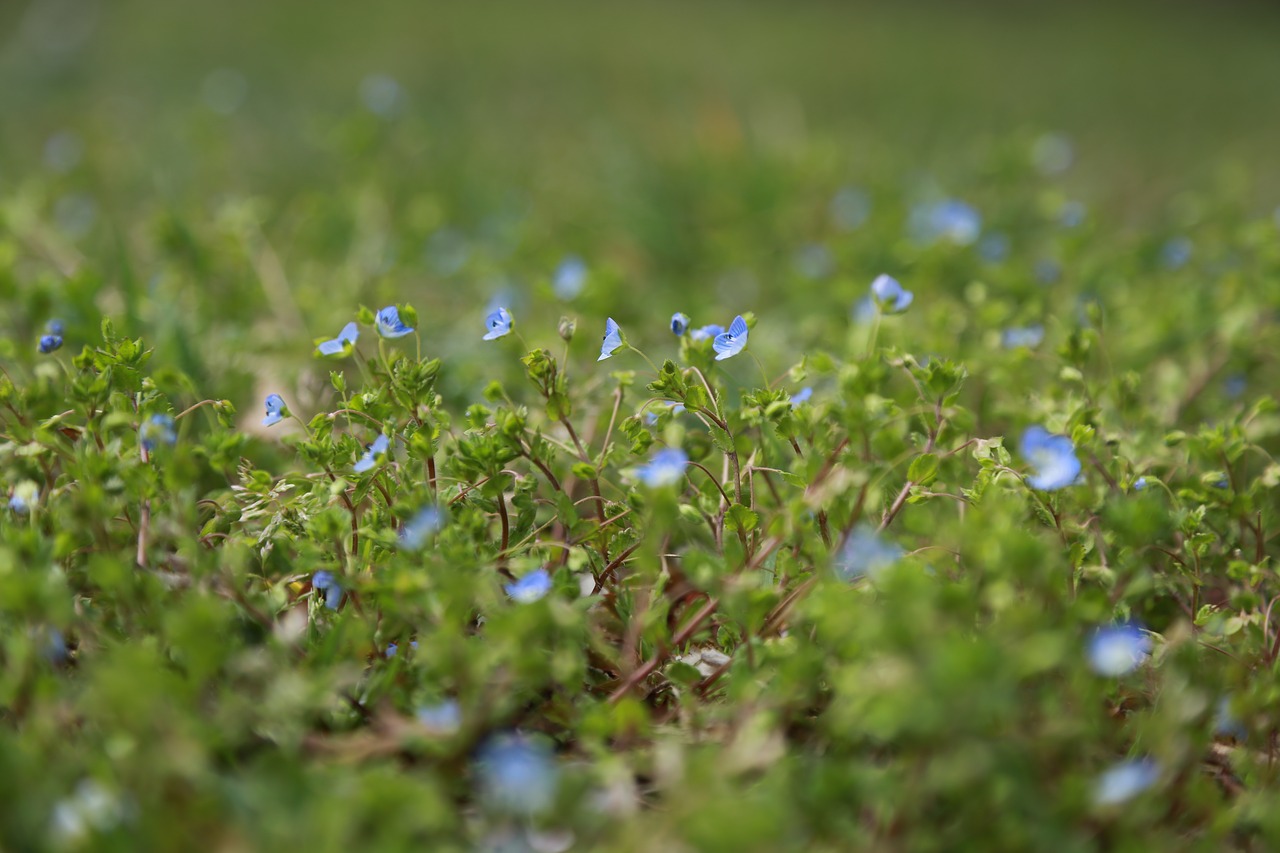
xmin=598 ymin=318 xmax=623 ymax=361
xmin=312 ymin=571 xmax=342 ymax=610
xmin=483 ymin=307 xmax=513 ymax=341
xmin=317 ymin=321 xmax=359 ymax=356
xmin=416 ymin=699 xmax=461 ymax=734
xmin=398 ymin=506 xmax=444 ymax=550
xmin=835 ymin=525 xmax=904 ymax=581
xmin=870 ymin=274 xmax=913 ymax=314
xmin=375 ymin=306 xmax=414 ymax=338
xmin=505 ymin=568 xmax=551 ymax=603
xmin=354 ymin=434 xmax=391 ymax=473
xmin=1087 ymin=624 xmax=1152 ymax=676
xmin=791 ymin=387 xmax=813 ymax=405
xmin=1019 ymin=426 xmax=1081 ymax=491
xmin=1001 ymin=325 xmax=1045 ymax=349
xmin=690 ymin=323 xmax=724 ymax=342
xmin=712 ymin=315 xmax=749 ymax=361
xmin=670 ymin=312 xmax=690 ymax=336
xmin=139 ymin=414 xmax=177 ymax=452
xmin=477 ymin=734 xmax=559 ymax=816
xmin=262 ymin=394 xmax=287 ymax=427
xmin=637 ymin=448 xmax=688 ymax=487
xmin=1093 ymin=758 xmax=1159 ymax=806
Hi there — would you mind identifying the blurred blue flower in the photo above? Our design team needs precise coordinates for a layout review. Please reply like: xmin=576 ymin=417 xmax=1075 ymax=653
xmin=637 ymin=447 xmax=688 ymax=487
xmin=385 ymin=640 xmax=419 ymax=658
xmin=1001 ymin=325 xmax=1045 ymax=349
xmin=317 ymin=321 xmax=359 ymax=356
xmin=851 ymin=296 xmax=877 ymax=325
xmin=791 ymin=387 xmax=813 ymax=405
xmin=1093 ymin=758 xmax=1159 ymax=806
xmin=835 ymin=525 xmax=904 ymax=581
xmin=829 ymin=186 xmax=871 ymax=230
xmin=670 ymin=312 xmax=690 ymax=336
xmin=1032 ymin=132 xmax=1074 ymax=175
xmin=870 ymin=274 xmax=913 ymax=314
xmin=910 ymin=199 xmax=981 ymax=245
xmin=1019 ymin=426 xmax=1080 ymax=490
xmin=139 ymin=414 xmax=177 ymax=452
xmin=360 ymin=73 xmax=403 ymax=118
xmin=40 ymin=626 xmax=68 ymax=664
xmin=47 ymin=320 xmax=65 ymax=336
xmin=690 ymin=323 xmax=724 ymax=342
xmin=1060 ymin=200 xmax=1087 ymax=228
xmin=417 ymin=699 xmax=461 ymax=734
xmin=38 ymin=333 xmax=63 ymax=354
xmin=262 ymin=394 xmax=287 ymax=427
xmin=1087 ymin=623 xmax=1151 ymax=676
xmin=978 ymin=232 xmax=1010 ymax=263
xmin=8 ymin=481 xmax=37 ymax=514
xmin=552 ymin=255 xmax=588 ymax=300
xmin=713 ymin=315 xmax=749 ymax=361
xmin=312 ymin=571 xmax=342 ymax=610
xmin=354 ymin=434 xmax=390 ymax=473
xmin=505 ymin=568 xmax=552 ymax=603
xmin=1214 ymin=696 xmax=1246 ymax=739
xmin=1223 ymin=373 xmax=1247 ymax=399
xmin=1160 ymin=237 xmax=1193 ymax=270
xmin=1034 ymin=258 xmax=1062 ymax=285
xmin=484 ymin=307 xmax=514 ymax=341
xmin=793 ymin=243 xmax=834 ymax=280
xmin=598 ymin=318 xmax=623 ymax=361
xmin=477 ymin=734 xmax=559 ymax=815
xmin=644 ymin=402 xmax=685 ymax=425
xmin=399 ymin=506 xmax=444 ymax=550
xmin=1132 ymin=476 xmax=1149 ymax=491
xmin=375 ymin=306 xmax=414 ymax=338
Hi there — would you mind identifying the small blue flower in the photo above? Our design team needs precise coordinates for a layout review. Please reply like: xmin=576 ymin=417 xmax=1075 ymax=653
xmin=1087 ymin=623 xmax=1151 ymax=676
xmin=375 ymin=306 xmax=415 ymax=338
xmin=670 ymin=312 xmax=690 ymax=336
xmin=851 ymin=296 xmax=877 ymax=325
xmin=870 ymin=274 xmax=913 ymax=313
xmin=1034 ymin=258 xmax=1062 ymax=285
xmin=793 ymin=243 xmax=834 ymax=280
xmin=416 ymin=699 xmax=461 ymax=734
xmin=476 ymin=734 xmax=559 ymax=815
xmin=312 ymin=571 xmax=342 ymax=610
xmin=8 ymin=481 xmax=37 ymax=514
xmin=978 ymin=232 xmax=1010 ymax=263
xmin=834 ymin=525 xmax=904 ymax=581
xmin=139 ymin=414 xmax=177 ymax=452
xmin=354 ymin=434 xmax=391 ymax=473
xmin=1019 ymin=426 xmax=1081 ymax=491
xmin=690 ymin=323 xmax=724 ymax=342
xmin=1223 ymin=374 xmax=1247 ymax=399
xmin=829 ymin=186 xmax=871 ymax=230
xmin=598 ymin=318 xmax=623 ymax=361
xmin=317 ymin=321 xmax=359 ymax=356
xmin=47 ymin=320 xmax=65 ymax=336
xmin=505 ymin=568 xmax=551 ymax=603
xmin=483 ymin=307 xmax=514 ymax=341
xmin=910 ymin=199 xmax=981 ymax=245
xmin=1160 ymin=237 xmax=1193 ymax=270
xmin=712 ymin=315 xmax=749 ymax=361
xmin=1132 ymin=476 xmax=1149 ymax=491
xmin=8 ymin=494 xmax=28 ymax=514
xmin=1214 ymin=696 xmax=1246 ymax=739
xmin=398 ymin=506 xmax=444 ymax=550
xmin=1093 ymin=758 xmax=1159 ymax=807
xmin=637 ymin=447 xmax=688 ymax=487
xmin=386 ymin=640 xmax=419 ymax=658
xmin=552 ymin=255 xmax=587 ymax=300
xmin=790 ymin=387 xmax=813 ymax=405
xmin=38 ymin=334 xmax=63 ymax=354
xmin=40 ymin=626 xmax=67 ymax=664
xmin=262 ymin=394 xmax=287 ymax=427
xmin=643 ymin=402 xmax=685 ymax=425
xmin=1060 ymin=200 xmax=1086 ymax=228
xmin=1001 ymin=325 xmax=1045 ymax=349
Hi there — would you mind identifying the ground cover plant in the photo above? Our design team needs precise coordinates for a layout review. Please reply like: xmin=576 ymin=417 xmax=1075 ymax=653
xmin=5 ymin=0 xmax=1280 ymax=850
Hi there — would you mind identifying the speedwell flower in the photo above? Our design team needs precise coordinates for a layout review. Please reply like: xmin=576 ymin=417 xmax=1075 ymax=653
xmin=1001 ymin=325 xmax=1045 ymax=349
xmin=398 ymin=506 xmax=444 ymax=550
xmin=835 ymin=525 xmax=904 ymax=581
xmin=1093 ymin=758 xmax=1159 ymax=807
xmin=670 ymin=312 xmax=690 ymax=336
xmin=598 ymin=318 xmax=623 ymax=361
xmin=552 ymin=255 xmax=587 ymax=300
xmin=1019 ymin=426 xmax=1081 ymax=490
xmin=477 ymin=734 xmax=559 ymax=816
xmin=790 ymin=387 xmax=813 ymax=405
xmin=690 ymin=323 xmax=724 ymax=342
xmin=317 ymin=321 xmax=359 ymax=356
xmin=38 ymin=333 xmax=63 ymax=354
xmin=870 ymin=274 xmax=913 ymax=313
xmin=139 ymin=414 xmax=177 ymax=451
xmin=484 ymin=307 xmax=513 ymax=340
xmin=505 ymin=568 xmax=551 ymax=603
xmin=1087 ymin=623 xmax=1151 ymax=676
xmin=416 ymin=699 xmax=461 ymax=734
xmin=262 ymin=394 xmax=287 ymax=427
xmin=712 ymin=315 xmax=749 ymax=361
xmin=637 ymin=448 xmax=688 ymax=487
xmin=354 ymin=434 xmax=390 ymax=473
xmin=375 ymin=306 xmax=414 ymax=338
xmin=312 ymin=571 xmax=342 ymax=610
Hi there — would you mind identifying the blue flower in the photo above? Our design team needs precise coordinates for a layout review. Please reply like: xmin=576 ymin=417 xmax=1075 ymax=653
xmin=398 ymin=506 xmax=444 ymax=550
xmin=1019 ymin=426 xmax=1081 ymax=491
xmin=670 ymin=312 xmax=690 ymax=336
xmin=1132 ymin=476 xmax=1149 ymax=491
xmin=312 ymin=571 xmax=342 ymax=610
xmin=1223 ymin=374 xmax=1247 ymax=399
xmin=38 ymin=333 xmax=63 ymax=354
xmin=870 ymin=274 xmax=913 ymax=314
xmin=8 ymin=481 xmax=37 ymax=514
xmin=317 ymin=321 xmax=359 ymax=356
xmin=262 ymin=394 xmax=287 ymax=427
xmin=712 ymin=315 xmax=749 ymax=361
xmin=354 ymin=434 xmax=391 ymax=473
xmin=139 ymin=414 xmax=177 ymax=451
xmin=476 ymin=734 xmax=559 ymax=815
xmin=829 ymin=186 xmax=871 ymax=230
xmin=1214 ymin=696 xmax=1246 ymax=739
xmin=793 ymin=243 xmax=834 ymax=280
xmin=1001 ymin=325 xmax=1045 ymax=349
xmin=484 ymin=307 xmax=514 ymax=341
xmin=834 ymin=525 xmax=904 ymax=581
xmin=1160 ymin=237 xmax=1192 ymax=270
xmin=851 ymin=296 xmax=877 ymax=325
xmin=1087 ymin=623 xmax=1151 ymax=676
xmin=1093 ymin=758 xmax=1159 ymax=807
xmin=910 ymin=199 xmax=981 ymax=245
xmin=690 ymin=323 xmax=724 ymax=342
xmin=505 ymin=568 xmax=551 ymax=603
xmin=791 ymin=387 xmax=813 ymax=405
xmin=552 ymin=255 xmax=587 ymax=300
xmin=1034 ymin=259 xmax=1061 ymax=285
xmin=644 ymin=402 xmax=685 ymax=425
xmin=637 ymin=447 xmax=688 ymax=487
xmin=1060 ymin=200 xmax=1086 ymax=228
xmin=386 ymin=640 xmax=419 ymax=658
xmin=47 ymin=320 xmax=65 ymax=336
xmin=416 ymin=699 xmax=461 ymax=734
xmin=598 ymin=317 xmax=623 ymax=361
xmin=375 ymin=306 xmax=414 ymax=338
xmin=978 ymin=232 xmax=1010 ymax=263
